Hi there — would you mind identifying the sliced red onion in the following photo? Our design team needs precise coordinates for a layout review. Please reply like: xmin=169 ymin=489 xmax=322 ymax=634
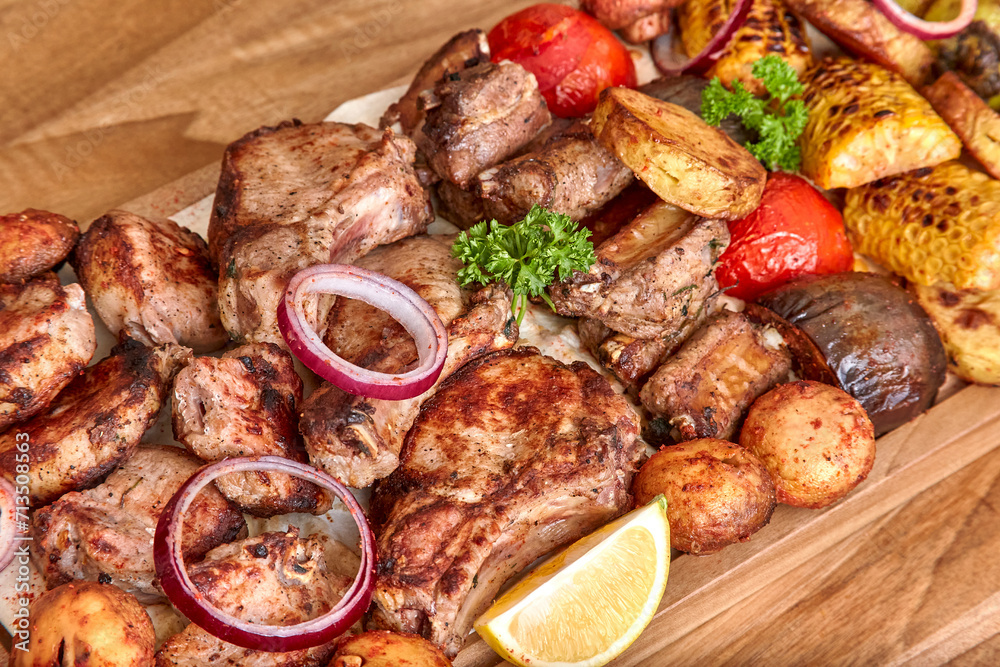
xmin=651 ymin=0 xmax=752 ymax=77
xmin=277 ymin=264 xmax=448 ymax=400
xmin=153 ymin=457 xmax=376 ymax=652
xmin=0 ymin=477 xmax=17 ymax=573
xmin=873 ymin=0 xmax=977 ymax=40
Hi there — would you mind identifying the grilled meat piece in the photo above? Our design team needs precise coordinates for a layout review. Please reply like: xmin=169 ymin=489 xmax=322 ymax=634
xmin=155 ymin=529 xmax=359 ymax=667
xmin=0 ymin=273 xmax=96 ymax=432
xmin=211 ymin=120 xmax=433 ymax=346
xmin=31 ymin=445 xmax=246 ymax=602
xmin=640 ymin=310 xmax=792 ymax=441
xmin=71 ymin=209 xmax=227 ymax=353
xmin=621 ymin=7 xmax=673 ymax=43
xmin=923 ymin=71 xmax=1000 ymax=180
xmin=435 ymin=179 xmax=487 ymax=229
xmin=476 ymin=120 xmax=634 ymax=224
xmin=0 ymin=209 xmax=79 ymax=283
xmin=301 ymin=235 xmax=517 ymax=488
xmin=368 ymin=347 xmax=643 ymax=657
xmin=417 ymin=61 xmax=551 ymax=188
xmin=550 ymin=200 xmax=729 ymax=339
xmin=0 ymin=339 xmax=190 ymax=507
xmin=172 ymin=343 xmax=329 ymax=517
xmin=581 ymin=0 xmax=676 ymax=29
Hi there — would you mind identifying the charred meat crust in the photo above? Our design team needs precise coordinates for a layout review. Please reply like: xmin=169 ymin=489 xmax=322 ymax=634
xmin=0 ymin=209 xmax=80 ymax=283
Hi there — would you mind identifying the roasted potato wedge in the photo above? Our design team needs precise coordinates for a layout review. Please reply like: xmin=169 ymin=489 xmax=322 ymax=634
xmin=330 ymin=630 xmax=452 ymax=666
xmin=591 ymin=86 xmax=766 ymax=220
xmin=923 ymin=71 xmax=1000 ymax=180
xmin=913 ymin=283 xmax=1000 ymax=385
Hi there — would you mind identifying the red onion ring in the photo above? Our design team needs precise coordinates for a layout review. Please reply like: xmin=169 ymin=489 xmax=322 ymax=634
xmin=651 ymin=0 xmax=752 ymax=77
xmin=277 ymin=264 xmax=448 ymax=400
xmin=153 ymin=457 xmax=376 ymax=652
xmin=873 ymin=0 xmax=977 ymax=40
xmin=0 ymin=477 xmax=17 ymax=573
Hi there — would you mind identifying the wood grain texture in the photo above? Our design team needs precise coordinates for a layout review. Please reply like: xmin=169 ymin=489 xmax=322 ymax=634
xmin=4 ymin=1 xmax=1000 ymax=665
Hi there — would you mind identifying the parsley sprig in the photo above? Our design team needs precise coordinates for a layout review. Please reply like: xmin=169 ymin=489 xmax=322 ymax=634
xmin=452 ymin=205 xmax=596 ymax=325
xmin=701 ymin=55 xmax=808 ymax=172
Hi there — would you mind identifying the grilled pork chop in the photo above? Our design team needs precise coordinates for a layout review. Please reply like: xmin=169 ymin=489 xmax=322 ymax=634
xmin=0 ymin=338 xmax=190 ymax=507
xmin=0 ymin=272 xmax=96 ymax=432
xmin=71 ymin=210 xmax=228 ymax=353
xmin=172 ymin=343 xmax=330 ymax=517
xmin=210 ymin=120 xmax=433 ymax=346
xmin=0 ymin=209 xmax=79 ymax=283
xmin=156 ymin=529 xmax=359 ymax=667
xmin=301 ymin=235 xmax=517 ymax=488
xmin=31 ymin=445 xmax=246 ymax=602
xmin=368 ymin=347 xmax=643 ymax=656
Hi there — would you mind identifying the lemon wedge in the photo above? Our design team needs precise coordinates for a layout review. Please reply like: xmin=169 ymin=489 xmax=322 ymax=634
xmin=474 ymin=496 xmax=670 ymax=667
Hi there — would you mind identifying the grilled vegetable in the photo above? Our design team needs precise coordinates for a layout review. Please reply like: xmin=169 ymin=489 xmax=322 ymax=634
xmin=913 ymin=283 xmax=1000 ymax=385
xmin=591 ymin=86 xmax=766 ymax=220
xmin=935 ymin=17 xmax=1000 ymax=107
xmin=843 ymin=161 xmax=1000 ymax=290
xmin=798 ymin=58 xmax=961 ymax=189
xmin=923 ymin=71 xmax=1000 ymax=179
xmin=785 ymin=0 xmax=936 ymax=86
xmin=678 ymin=0 xmax=812 ymax=96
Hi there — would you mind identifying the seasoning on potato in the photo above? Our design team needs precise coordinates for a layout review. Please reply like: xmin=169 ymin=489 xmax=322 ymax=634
xmin=632 ymin=438 xmax=776 ymax=555
xmin=12 ymin=580 xmax=155 ymax=667
xmin=740 ymin=380 xmax=876 ymax=509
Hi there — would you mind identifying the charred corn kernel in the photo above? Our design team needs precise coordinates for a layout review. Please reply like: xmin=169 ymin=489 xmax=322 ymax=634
xmin=678 ymin=0 xmax=812 ymax=96
xmin=799 ymin=58 xmax=961 ymax=189
xmin=843 ymin=161 xmax=1000 ymax=290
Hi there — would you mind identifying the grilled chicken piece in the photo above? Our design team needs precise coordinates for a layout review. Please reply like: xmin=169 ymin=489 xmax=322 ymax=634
xmin=923 ymin=71 xmax=1000 ymax=180
xmin=417 ymin=61 xmax=551 ymax=188
xmin=680 ymin=0 xmax=812 ymax=95
xmin=156 ymin=529 xmax=359 ymax=667
xmin=0 ymin=273 xmax=96 ymax=432
xmin=31 ymin=445 xmax=246 ymax=602
xmin=621 ymin=6 xmax=673 ymax=43
xmin=641 ymin=310 xmax=792 ymax=441
xmin=785 ymin=0 xmax=936 ymax=86
xmin=368 ymin=347 xmax=643 ymax=657
xmin=301 ymin=235 xmax=517 ymax=488
xmin=0 ymin=339 xmax=190 ymax=507
xmin=71 ymin=209 xmax=227 ymax=353
xmin=210 ymin=120 xmax=433 ymax=346
xmin=799 ymin=58 xmax=960 ymax=190
xmin=476 ymin=120 xmax=634 ymax=224
xmin=172 ymin=343 xmax=330 ymax=517
xmin=0 ymin=209 xmax=79 ymax=283
xmin=550 ymin=200 xmax=729 ymax=339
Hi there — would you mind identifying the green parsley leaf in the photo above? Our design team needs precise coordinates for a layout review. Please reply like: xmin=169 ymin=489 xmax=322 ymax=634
xmin=700 ymin=54 xmax=808 ymax=171
xmin=451 ymin=205 xmax=597 ymax=325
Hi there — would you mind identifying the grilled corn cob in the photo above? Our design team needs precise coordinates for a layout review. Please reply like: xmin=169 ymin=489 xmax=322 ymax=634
xmin=678 ymin=0 xmax=812 ymax=96
xmin=913 ymin=283 xmax=1000 ymax=385
xmin=843 ymin=161 xmax=1000 ymax=290
xmin=799 ymin=58 xmax=961 ymax=189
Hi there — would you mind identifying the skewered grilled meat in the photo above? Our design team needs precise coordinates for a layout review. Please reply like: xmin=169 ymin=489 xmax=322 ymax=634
xmin=71 ymin=209 xmax=227 ymax=353
xmin=416 ymin=61 xmax=551 ymax=188
xmin=798 ymin=58 xmax=961 ymax=189
xmin=368 ymin=347 xmax=642 ymax=657
xmin=155 ymin=529 xmax=359 ymax=667
xmin=0 ymin=338 xmax=190 ymax=507
xmin=549 ymin=200 xmax=729 ymax=339
xmin=923 ymin=71 xmax=1000 ymax=180
xmin=0 ymin=273 xmax=96 ymax=433
xmin=679 ymin=0 xmax=812 ymax=95
xmin=210 ymin=120 xmax=433 ymax=346
xmin=640 ymin=310 xmax=792 ymax=442
xmin=172 ymin=343 xmax=329 ymax=517
xmin=301 ymin=235 xmax=518 ymax=488
xmin=31 ymin=445 xmax=247 ymax=602
xmin=0 ymin=209 xmax=79 ymax=283
xmin=435 ymin=179 xmax=487 ymax=229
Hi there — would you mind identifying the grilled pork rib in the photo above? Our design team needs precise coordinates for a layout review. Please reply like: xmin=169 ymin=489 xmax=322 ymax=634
xmin=172 ymin=342 xmax=330 ymax=517
xmin=301 ymin=235 xmax=517 ymax=488
xmin=31 ymin=445 xmax=246 ymax=602
xmin=210 ymin=120 xmax=433 ymax=346
xmin=368 ymin=347 xmax=643 ymax=656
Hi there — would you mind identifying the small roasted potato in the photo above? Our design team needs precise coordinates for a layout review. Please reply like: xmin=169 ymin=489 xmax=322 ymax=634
xmin=632 ymin=438 xmax=776 ymax=555
xmin=329 ymin=631 xmax=452 ymax=666
xmin=0 ymin=209 xmax=80 ymax=283
xmin=741 ymin=380 xmax=876 ymax=509
xmin=11 ymin=581 xmax=155 ymax=667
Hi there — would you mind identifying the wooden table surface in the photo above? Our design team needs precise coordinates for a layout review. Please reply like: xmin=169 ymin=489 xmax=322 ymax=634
xmin=4 ymin=0 xmax=1000 ymax=664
